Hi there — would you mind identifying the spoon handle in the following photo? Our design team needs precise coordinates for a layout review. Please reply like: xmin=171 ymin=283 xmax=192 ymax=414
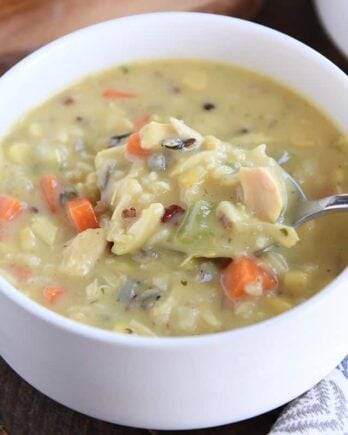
xmin=294 ymin=193 xmax=348 ymax=227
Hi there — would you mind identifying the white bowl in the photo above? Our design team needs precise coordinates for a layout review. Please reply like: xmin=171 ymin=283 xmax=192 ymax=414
xmin=0 ymin=12 xmax=347 ymax=430
xmin=315 ymin=0 xmax=348 ymax=58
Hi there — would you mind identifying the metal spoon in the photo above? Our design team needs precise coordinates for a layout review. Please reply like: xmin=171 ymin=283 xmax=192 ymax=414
xmin=283 ymin=173 xmax=348 ymax=228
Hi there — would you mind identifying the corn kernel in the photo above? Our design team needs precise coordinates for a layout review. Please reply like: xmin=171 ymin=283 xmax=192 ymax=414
xmin=20 ymin=227 xmax=37 ymax=251
xmin=182 ymin=71 xmax=208 ymax=90
xmin=203 ymin=135 xmax=221 ymax=151
xmin=7 ymin=142 xmax=32 ymax=164
xmin=267 ymin=296 xmax=293 ymax=313
xmin=283 ymin=270 xmax=309 ymax=295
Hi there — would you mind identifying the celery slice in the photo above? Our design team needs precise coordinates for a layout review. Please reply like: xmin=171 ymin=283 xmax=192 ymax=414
xmin=177 ymin=200 xmax=214 ymax=245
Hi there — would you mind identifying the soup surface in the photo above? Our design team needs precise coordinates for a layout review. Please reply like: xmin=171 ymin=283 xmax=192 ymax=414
xmin=0 ymin=60 xmax=347 ymax=336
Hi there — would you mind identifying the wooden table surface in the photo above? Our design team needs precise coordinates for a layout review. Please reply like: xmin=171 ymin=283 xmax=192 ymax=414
xmin=0 ymin=1 xmax=347 ymax=434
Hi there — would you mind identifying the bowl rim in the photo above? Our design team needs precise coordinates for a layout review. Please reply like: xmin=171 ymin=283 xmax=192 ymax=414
xmin=0 ymin=11 xmax=347 ymax=348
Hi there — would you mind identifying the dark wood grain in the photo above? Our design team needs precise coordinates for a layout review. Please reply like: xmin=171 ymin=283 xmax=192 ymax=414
xmin=256 ymin=0 xmax=348 ymax=74
xmin=0 ymin=0 xmax=264 ymax=73
xmin=0 ymin=0 xmax=347 ymax=434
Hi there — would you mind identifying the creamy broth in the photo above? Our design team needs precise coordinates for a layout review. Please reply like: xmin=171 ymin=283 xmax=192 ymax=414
xmin=0 ymin=60 xmax=347 ymax=336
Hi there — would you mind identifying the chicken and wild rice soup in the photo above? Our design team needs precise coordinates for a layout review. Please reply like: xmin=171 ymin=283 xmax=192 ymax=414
xmin=0 ymin=60 xmax=347 ymax=336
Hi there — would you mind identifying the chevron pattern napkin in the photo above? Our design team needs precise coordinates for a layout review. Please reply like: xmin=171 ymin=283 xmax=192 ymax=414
xmin=270 ymin=356 xmax=348 ymax=434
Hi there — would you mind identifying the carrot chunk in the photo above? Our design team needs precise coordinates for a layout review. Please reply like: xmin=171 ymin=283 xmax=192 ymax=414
xmin=40 ymin=175 xmax=59 ymax=212
xmin=126 ymin=132 xmax=151 ymax=156
xmin=102 ymin=89 xmax=137 ymax=99
xmin=222 ymin=256 xmax=277 ymax=300
xmin=66 ymin=197 xmax=99 ymax=232
xmin=0 ymin=196 xmax=23 ymax=221
xmin=43 ymin=286 xmax=66 ymax=304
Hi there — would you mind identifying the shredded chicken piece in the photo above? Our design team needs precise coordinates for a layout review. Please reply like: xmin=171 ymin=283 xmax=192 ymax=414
xmin=240 ymin=167 xmax=284 ymax=222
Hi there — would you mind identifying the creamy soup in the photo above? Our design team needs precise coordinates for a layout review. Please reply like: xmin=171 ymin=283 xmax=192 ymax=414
xmin=0 ymin=60 xmax=347 ymax=336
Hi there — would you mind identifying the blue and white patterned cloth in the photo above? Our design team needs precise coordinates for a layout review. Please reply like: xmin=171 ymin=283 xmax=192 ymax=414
xmin=270 ymin=356 xmax=348 ymax=434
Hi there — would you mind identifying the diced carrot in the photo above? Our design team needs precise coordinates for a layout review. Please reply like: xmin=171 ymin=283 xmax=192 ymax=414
xmin=40 ymin=175 xmax=59 ymax=212
xmin=66 ymin=197 xmax=99 ymax=232
xmin=222 ymin=256 xmax=259 ymax=299
xmin=133 ymin=114 xmax=150 ymax=130
xmin=8 ymin=263 xmax=32 ymax=282
xmin=102 ymin=89 xmax=137 ymax=99
xmin=43 ymin=286 xmax=66 ymax=304
xmin=222 ymin=256 xmax=277 ymax=300
xmin=0 ymin=196 xmax=23 ymax=221
xmin=126 ymin=132 xmax=151 ymax=157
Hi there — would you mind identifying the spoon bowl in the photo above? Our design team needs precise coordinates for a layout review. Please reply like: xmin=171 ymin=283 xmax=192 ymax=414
xmin=283 ymin=172 xmax=348 ymax=228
